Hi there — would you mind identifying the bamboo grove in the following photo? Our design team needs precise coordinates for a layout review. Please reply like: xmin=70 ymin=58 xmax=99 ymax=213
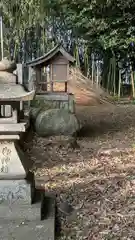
xmin=1 ymin=0 xmax=135 ymax=98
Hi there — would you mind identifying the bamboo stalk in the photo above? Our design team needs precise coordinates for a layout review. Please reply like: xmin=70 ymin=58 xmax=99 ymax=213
xmin=107 ymin=58 xmax=112 ymax=93
xmin=0 ymin=16 xmax=4 ymax=60
xmin=113 ymin=57 xmax=116 ymax=96
xmin=91 ymin=56 xmax=94 ymax=85
xmin=110 ymin=58 xmax=114 ymax=95
xmin=131 ymin=64 xmax=135 ymax=98
xmin=96 ymin=60 xmax=99 ymax=87
xmin=118 ymin=70 xmax=121 ymax=98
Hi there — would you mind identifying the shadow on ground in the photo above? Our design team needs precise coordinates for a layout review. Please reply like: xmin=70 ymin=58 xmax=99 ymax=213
xmin=76 ymin=105 xmax=135 ymax=137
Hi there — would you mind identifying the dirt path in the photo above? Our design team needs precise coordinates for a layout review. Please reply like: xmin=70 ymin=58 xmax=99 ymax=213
xmin=25 ymin=105 xmax=135 ymax=240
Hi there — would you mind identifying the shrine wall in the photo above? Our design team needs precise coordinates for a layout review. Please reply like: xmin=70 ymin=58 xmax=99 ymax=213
xmin=31 ymin=93 xmax=75 ymax=114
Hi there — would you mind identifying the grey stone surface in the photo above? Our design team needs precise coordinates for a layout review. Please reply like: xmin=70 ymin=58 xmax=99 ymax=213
xmin=30 ymin=107 xmax=41 ymax=122
xmin=0 ymin=59 xmax=16 ymax=72
xmin=0 ymin=179 xmax=34 ymax=204
xmin=0 ymin=141 xmax=26 ymax=179
xmin=68 ymin=94 xmax=75 ymax=113
xmin=0 ymin=197 xmax=55 ymax=240
xmin=0 ymin=122 xmax=28 ymax=132
xmin=31 ymin=93 xmax=75 ymax=114
xmin=0 ymin=203 xmax=41 ymax=221
xmin=0 ymin=84 xmax=35 ymax=101
xmin=35 ymin=93 xmax=69 ymax=101
xmin=0 ymin=218 xmax=54 ymax=240
xmin=35 ymin=108 xmax=80 ymax=137
xmin=0 ymin=135 xmax=20 ymax=140
xmin=0 ymin=71 xmax=17 ymax=83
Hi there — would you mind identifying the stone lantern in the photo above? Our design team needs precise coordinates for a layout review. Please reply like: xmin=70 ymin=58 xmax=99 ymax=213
xmin=0 ymin=60 xmax=55 ymax=240
xmin=0 ymin=59 xmax=35 ymax=203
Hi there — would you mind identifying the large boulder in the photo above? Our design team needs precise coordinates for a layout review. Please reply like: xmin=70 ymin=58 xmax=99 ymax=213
xmin=0 ymin=59 xmax=16 ymax=73
xmin=35 ymin=108 xmax=80 ymax=137
xmin=30 ymin=107 xmax=41 ymax=123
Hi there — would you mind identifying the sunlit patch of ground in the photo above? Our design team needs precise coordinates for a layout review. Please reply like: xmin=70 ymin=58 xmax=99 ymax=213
xmin=25 ymin=104 xmax=135 ymax=240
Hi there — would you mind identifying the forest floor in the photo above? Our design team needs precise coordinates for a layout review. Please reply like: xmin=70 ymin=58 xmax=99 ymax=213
xmin=25 ymin=104 xmax=135 ymax=240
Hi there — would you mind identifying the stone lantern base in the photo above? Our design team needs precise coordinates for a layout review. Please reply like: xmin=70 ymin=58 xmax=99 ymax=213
xmin=0 ymin=133 xmax=35 ymax=204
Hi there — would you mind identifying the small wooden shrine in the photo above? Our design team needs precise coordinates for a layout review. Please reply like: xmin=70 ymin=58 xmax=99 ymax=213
xmin=26 ymin=44 xmax=75 ymax=93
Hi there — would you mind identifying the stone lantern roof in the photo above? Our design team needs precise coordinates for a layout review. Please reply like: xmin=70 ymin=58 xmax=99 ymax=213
xmin=0 ymin=84 xmax=35 ymax=101
xmin=0 ymin=58 xmax=35 ymax=101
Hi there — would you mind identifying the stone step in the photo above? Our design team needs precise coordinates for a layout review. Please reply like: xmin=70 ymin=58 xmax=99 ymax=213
xmin=0 ymin=193 xmax=55 ymax=221
xmin=0 ymin=218 xmax=55 ymax=240
xmin=0 ymin=195 xmax=55 ymax=240
xmin=0 ymin=203 xmax=41 ymax=221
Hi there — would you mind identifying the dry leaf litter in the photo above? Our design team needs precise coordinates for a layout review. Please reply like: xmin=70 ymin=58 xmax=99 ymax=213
xmin=24 ymin=104 xmax=135 ymax=240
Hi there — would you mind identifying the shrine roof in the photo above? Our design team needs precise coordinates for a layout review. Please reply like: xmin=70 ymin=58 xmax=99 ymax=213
xmin=26 ymin=44 xmax=75 ymax=67
xmin=0 ymin=84 xmax=35 ymax=101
